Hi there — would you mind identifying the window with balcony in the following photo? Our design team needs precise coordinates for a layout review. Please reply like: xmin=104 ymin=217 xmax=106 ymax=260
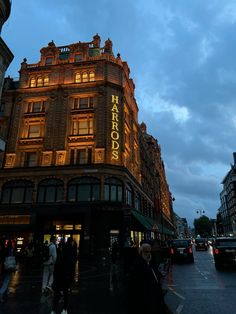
xmin=72 ymin=119 xmax=93 ymax=135
xmin=37 ymin=179 xmax=64 ymax=203
xmin=104 ymin=177 xmax=123 ymax=202
xmin=70 ymin=148 xmax=92 ymax=165
xmin=1 ymin=180 xmax=34 ymax=204
xmin=67 ymin=177 xmax=100 ymax=202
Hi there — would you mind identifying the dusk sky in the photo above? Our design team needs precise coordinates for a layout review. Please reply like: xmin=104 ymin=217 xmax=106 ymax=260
xmin=3 ymin=0 xmax=236 ymax=226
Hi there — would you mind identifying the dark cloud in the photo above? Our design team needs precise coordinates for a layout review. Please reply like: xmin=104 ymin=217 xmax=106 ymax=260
xmin=3 ymin=0 xmax=236 ymax=226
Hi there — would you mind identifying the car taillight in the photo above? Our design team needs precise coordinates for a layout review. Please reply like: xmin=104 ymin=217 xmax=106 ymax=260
xmin=189 ymin=247 xmax=192 ymax=254
xmin=214 ymin=248 xmax=219 ymax=255
xmin=170 ymin=248 xmax=174 ymax=255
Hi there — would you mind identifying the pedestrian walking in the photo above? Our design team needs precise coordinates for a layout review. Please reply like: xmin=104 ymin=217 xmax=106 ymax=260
xmin=42 ymin=235 xmax=57 ymax=294
xmin=50 ymin=239 xmax=74 ymax=314
xmin=126 ymin=242 xmax=169 ymax=314
xmin=0 ymin=239 xmax=16 ymax=302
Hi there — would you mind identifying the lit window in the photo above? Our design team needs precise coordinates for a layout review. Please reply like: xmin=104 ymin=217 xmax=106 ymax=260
xmin=89 ymin=71 xmax=95 ymax=81
xmin=30 ymin=78 xmax=36 ymax=88
xmin=75 ymin=73 xmax=81 ymax=83
xmin=44 ymin=76 xmax=49 ymax=86
xmin=73 ymin=97 xmax=93 ymax=109
xmin=37 ymin=77 xmax=43 ymax=87
xmin=72 ymin=119 xmax=93 ymax=135
xmin=28 ymin=124 xmax=41 ymax=138
xmin=82 ymin=72 xmax=88 ymax=82
xmin=28 ymin=101 xmax=45 ymax=113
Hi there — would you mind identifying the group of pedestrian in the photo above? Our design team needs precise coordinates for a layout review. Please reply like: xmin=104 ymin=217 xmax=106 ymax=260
xmin=42 ymin=235 xmax=77 ymax=314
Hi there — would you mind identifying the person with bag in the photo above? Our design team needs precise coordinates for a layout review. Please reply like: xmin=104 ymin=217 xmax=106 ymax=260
xmin=42 ymin=235 xmax=57 ymax=294
xmin=0 ymin=239 xmax=16 ymax=302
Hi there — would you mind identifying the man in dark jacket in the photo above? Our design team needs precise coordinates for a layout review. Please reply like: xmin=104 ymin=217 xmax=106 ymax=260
xmin=127 ymin=242 xmax=167 ymax=314
xmin=50 ymin=239 xmax=74 ymax=314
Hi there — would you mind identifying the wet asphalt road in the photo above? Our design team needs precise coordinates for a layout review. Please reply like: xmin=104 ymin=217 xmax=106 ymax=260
xmin=165 ymin=245 xmax=236 ymax=314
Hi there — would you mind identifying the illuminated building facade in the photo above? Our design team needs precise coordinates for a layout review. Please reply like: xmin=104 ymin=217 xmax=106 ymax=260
xmin=0 ymin=35 xmax=174 ymax=254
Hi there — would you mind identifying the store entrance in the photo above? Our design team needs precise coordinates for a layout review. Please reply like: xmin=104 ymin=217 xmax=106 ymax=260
xmin=43 ymin=221 xmax=82 ymax=254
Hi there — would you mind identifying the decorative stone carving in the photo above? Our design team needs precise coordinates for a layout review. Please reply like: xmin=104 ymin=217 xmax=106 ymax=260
xmin=56 ymin=150 xmax=66 ymax=165
xmin=4 ymin=153 xmax=16 ymax=168
xmin=42 ymin=151 xmax=53 ymax=166
xmin=95 ymin=148 xmax=105 ymax=163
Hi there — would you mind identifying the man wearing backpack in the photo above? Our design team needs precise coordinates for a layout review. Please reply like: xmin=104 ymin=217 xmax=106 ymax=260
xmin=42 ymin=235 xmax=57 ymax=294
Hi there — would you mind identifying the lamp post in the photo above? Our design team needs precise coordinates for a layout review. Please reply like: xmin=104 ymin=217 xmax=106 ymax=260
xmin=196 ymin=209 xmax=205 ymax=217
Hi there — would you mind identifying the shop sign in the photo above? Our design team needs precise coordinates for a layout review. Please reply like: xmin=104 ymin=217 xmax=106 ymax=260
xmin=111 ymin=94 xmax=120 ymax=160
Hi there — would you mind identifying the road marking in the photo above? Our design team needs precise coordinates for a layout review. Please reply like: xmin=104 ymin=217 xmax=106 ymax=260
xmin=176 ymin=304 xmax=184 ymax=314
xmin=168 ymin=286 xmax=186 ymax=300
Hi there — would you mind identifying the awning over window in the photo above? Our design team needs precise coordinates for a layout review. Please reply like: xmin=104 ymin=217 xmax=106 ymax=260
xmin=131 ymin=210 xmax=175 ymax=236
xmin=131 ymin=210 xmax=155 ymax=231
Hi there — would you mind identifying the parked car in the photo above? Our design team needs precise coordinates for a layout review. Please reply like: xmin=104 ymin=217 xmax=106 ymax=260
xmin=195 ymin=238 xmax=208 ymax=251
xmin=170 ymin=239 xmax=194 ymax=263
xmin=213 ymin=237 xmax=236 ymax=270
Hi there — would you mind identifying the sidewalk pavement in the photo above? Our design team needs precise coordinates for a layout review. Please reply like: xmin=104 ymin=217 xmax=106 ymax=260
xmin=0 ymin=256 xmax=176 ymax=314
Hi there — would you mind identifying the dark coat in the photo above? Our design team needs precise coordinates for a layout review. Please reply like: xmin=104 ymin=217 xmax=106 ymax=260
xmin=127 ymin=254 xmax=166 ymax=314
xmin=53 ymin=243 xmax=74 ymax=291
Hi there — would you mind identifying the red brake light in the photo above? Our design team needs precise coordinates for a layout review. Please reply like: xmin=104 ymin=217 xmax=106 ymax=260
xmin=214 ymin=248 xmax=219 ymax=255
xmin=189 ymin=247 xmax=192 ymax=254
xmin=170 ymin=248 xmax=174 ymax=255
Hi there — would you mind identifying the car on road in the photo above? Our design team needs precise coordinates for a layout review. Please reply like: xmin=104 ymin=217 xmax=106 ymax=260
xmin=213 ymin=237 xmax=236 ymax=270
xmin=170 ymin=239 xmax=194 ymax=263
xmin=195 ymin=238 xmax=208 ymax=251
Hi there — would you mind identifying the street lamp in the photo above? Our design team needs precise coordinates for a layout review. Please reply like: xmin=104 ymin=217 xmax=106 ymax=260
xmin=196 ymin=209 xmax=205 ymax=217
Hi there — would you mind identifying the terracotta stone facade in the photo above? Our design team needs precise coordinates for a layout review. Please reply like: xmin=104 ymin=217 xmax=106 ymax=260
xmin=0 ymin=35 xmax=175 ymax=254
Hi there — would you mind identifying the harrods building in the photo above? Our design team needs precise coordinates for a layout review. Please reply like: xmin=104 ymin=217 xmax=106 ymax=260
xmin=0 ymin=35 xmax=175 ymax=255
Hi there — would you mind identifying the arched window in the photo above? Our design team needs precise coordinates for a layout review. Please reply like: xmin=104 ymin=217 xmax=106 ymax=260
xmin=82 ymin=72 xmax=88 ymax=82
xmin=37 ymin=179 xmax=64 ymax=203
xmin=89 ymin=71 xmax=95 ymax=82
xmin=104 ymin=177 xmax=123 ymax=202
xmin=43 ymin=76 xmax=49 ymax=86
xmin=126 ymin=184 xmax=133 ymax=206
xmin=30 ymin=78 xmax=36 ymax=88
xmin=1 ymin=180 xmax=34 ymax=204
xmin=67 ymin=177 xmax=100 ymax=202
xmin=75 ymin=72 xmax=81 ymax=83
xmin=37 ymin=77 xmax=43 ymax=87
